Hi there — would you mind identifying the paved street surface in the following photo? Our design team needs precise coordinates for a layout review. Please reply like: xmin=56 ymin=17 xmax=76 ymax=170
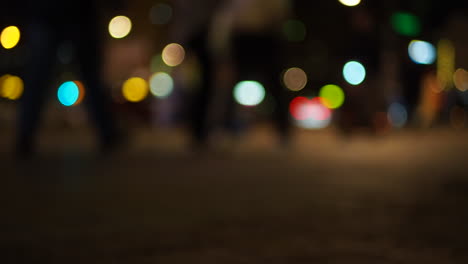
xmin=1 ymin=126 xmax=468 ymax=263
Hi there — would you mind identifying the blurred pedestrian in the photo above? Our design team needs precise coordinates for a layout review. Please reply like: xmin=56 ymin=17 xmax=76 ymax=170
xmin=212 ymin=0 xmax=292 ymax=145
xmin=172 ymin=0 xmax=223 ymax=147
xmin=16 ymin=0 xmax=121 ymax=157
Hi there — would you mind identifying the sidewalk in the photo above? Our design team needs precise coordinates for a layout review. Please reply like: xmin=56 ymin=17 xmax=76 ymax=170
xmin=0 ymin=127 xmax=468 ymax=263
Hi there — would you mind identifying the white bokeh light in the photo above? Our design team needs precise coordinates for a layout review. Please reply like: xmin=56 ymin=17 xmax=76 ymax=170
xmin=108 ymin=16 xmax=132 ymax=39
xmin=408 ymin=40 xmax=436 ymax=65
xmin=343 ymin=61 xmax=366 ymax=85
xmin=149 ymin=72 xmax=174 ymax=98
xmin=338 ymin=0 xmax=361 ymax=7
xmin=233 ymin=81 xmax=266 ymax=107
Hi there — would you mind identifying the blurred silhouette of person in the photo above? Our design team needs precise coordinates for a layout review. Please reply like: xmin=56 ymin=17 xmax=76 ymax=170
xmin=16 ymin=0 xmax=121 ymax=157
xmin=188 ymin=30 xmax=215 ymax=146
xmin=172 ymin=0 xmax=223 ymax=147
xmin=211 ymin=0 xmax=292 ymax=145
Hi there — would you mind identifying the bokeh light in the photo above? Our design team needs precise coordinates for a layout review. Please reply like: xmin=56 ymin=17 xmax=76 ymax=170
xmin=149 ymin=72 xmax=174 ymax=98
xmin=162 ymin=43 xmax=185 ymax=67
xmin=338 ymin=0 xmax=361 ymax=7
xmin=0 ymin=26 xmax=21 ymax=49
xmin=343 ymin=61 xmax=366 ymax=85
xmin=283 ymin=67 xmax=307 ymax=91
xmin=57 ymin=81 xmax=80 ymax=106
xmin=290 ymin=97 xmax=332 ymax=129
xmin=296 ymin=115 xmax=332 ymax=130
xmin=282 ymin=20 xmax=306 ymax=42
xmin=290 ymin=97 xmax=312 ymax=121
xmin=0 ymin=75 xmax=23 ymax=100
xmin=408 ymin=40 xmax=436 ymax=65
xmin=73 ymin=81 xmax=86 ymax=106
xmin=387 ymin=102 xmax=408 ymax=128
xmin=108 ymin=16 xmax=132 ymax=39
xmin=149 ymin=3 xmax=173 ymax=25
xmin=0 ymin=74 xmax=9 ymax=96
xmin=437 ymin=39 xmax=455 ymax=90
xmin=233 ymin=81 xmax=266 ymax=107
xmin=122 ymin=77 xmax=149 ymax=103
xmin=319 ymin=84 xmax=345 ymax=109
xmin=391 ymin=12 xmax=421 ymax=37
xmin=454 ymin=68 xmax=468 ymax=92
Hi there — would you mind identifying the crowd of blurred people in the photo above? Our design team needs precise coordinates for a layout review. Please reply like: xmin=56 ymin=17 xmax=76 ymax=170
xmin=1 ymin=0 xmax=467 ymax=156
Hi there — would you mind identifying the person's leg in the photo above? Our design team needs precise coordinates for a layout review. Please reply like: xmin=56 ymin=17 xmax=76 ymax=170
xmin=76 ymin=17 xmax=119 ymax=151
xmin=253 ymin=34 xmax=290 ymax=143
xmin=16 ymin=23 xmax=58 ymax=156
xmin=269 ymin=77 xmax=290 ymax=142
xmin=189 ymin=30 xmax=214 ymax=146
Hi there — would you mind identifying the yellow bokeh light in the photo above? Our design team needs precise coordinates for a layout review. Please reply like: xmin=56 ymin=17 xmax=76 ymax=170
xmin=162 ymin=43 xmax=185 ymax=67
xmin=0 ymin=74 xmax=10 ymax=97
xmin=1 ymin=75 xmax=24 ymax=100
xmin=1 ymin=26 xmax=21 ymax=49
xmin=437 ymin=39 xmax=455 ymax=90
xmin=338 ymin=0 xmax=361 ymax=7
xmin=108 ymin=16 xmax=132 ymax=39
xmin=0 ymin=74 xmax=10 ymax=90
xmin=122 ymin=77 xmax=149 ymax=102
xmin=283 ymin=67 xmax=308 ymax=91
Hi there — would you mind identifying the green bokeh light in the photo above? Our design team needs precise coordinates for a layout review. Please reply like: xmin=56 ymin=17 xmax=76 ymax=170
xmin=319 ymin=84 xmax=345 ymax=109
xmin=282 ymin=20 xmax=306 ymax=42
xmin=391 ymin=12 xmax=421 ymax=37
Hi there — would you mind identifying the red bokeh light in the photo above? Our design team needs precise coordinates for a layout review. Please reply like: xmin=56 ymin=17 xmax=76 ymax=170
xmin=289 ymin=96 xmax=332 ymax=121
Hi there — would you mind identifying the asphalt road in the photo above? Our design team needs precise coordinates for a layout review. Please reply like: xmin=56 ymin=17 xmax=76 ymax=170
xmin=1 ymin=127 xmax=468 ymax=263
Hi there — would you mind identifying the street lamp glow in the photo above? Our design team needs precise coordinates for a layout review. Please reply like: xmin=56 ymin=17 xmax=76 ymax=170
xmin=338 ymin=0 xmax=361 ymax=7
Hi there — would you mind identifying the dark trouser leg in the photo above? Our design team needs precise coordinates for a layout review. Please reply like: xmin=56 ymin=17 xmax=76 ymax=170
xmin=233 ymin=33 xmax=290 ymax=141
xmin=190 ymin=31 xmax=213 ymax=145
xmin=16 ymin=24 xmax=58 ymax=155
xmin=76 ymin=23 xmax=117 ymax=149
xmin=269 ymin=77 xmax=290 ymax=141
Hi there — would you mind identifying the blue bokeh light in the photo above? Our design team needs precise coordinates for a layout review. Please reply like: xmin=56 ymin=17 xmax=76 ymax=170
xmin=57 ymin=81 xmax=79 ymax=106
xmin=408 ymin=40 xmax=436 ymax=65
xmin=343 ymin=61 xmax=366 ymax=85
xmin=388 ymin=102 xmax=408 ymax=128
